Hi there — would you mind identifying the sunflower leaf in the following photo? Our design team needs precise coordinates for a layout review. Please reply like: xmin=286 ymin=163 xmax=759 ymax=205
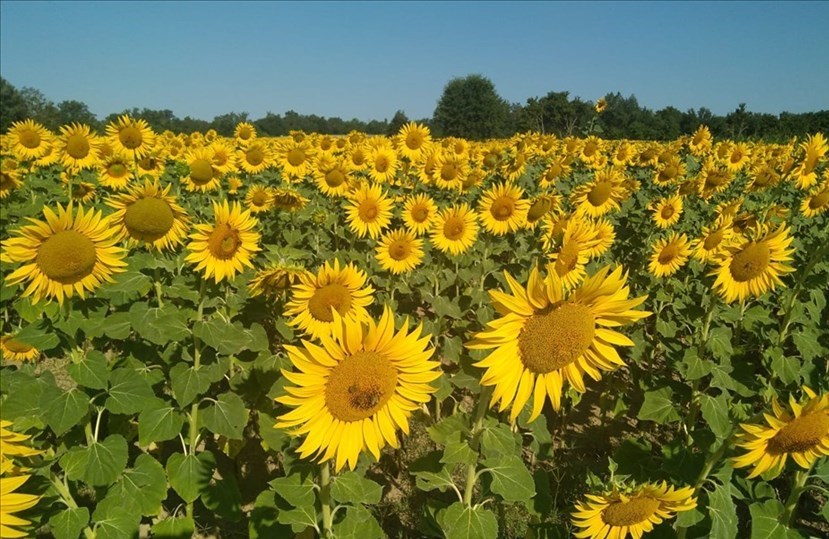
xmin=638 ymin=387 xmax=680 ymax=424
xmin=331 ymin=505 xmax=384 ymax=539
xmin=166 ymin=451 xmax=216 ymax=504
xmin=138 ymin=399 xmax=185 ymax=446
xmin=708 ymin=483 xmax=738 ymax=539
xmin=49 ymin=507 xmax=90 ymax=539
xmin=331 ymin=471 xmax=383 ymax=505
xmin=169 ymin=363 xmax=212 ymax=406
xmin=82 ymin=434 xmax=129 ymax=486
xmin=43 ymin=387 xmax=90 ymax=436
xmin=151 ymin=517 xmax=196 ymax=539
xmin=14 ymin=318 xmax=60 ymax=350
xmin=699 ymin=393 xmax=731 ymax=438
xmin=270 ymin=472 xmax=316 ymax=507
xmin=439 ymin=503 xmax=498 ymax=539
xmin=707 ymin=326 xmax=733 ymax=361
xmin=410 ymin=451 xmax=457 ymax=494
xmin=105 ymin=368 xmax=156 ymax=414
xmin=749 ymin=500 xmax=797 ymax=539
xmin=67 ymin=350 xmax=109 ymax=390
xmin=481 ymin=454 xmax=535 ymax=505
xmin=276 ymin=504 xmax=318 ymax=533
xmin=102 ymin=453 xmax=167 ymax=517
xmin=200 ymin=391 xmax=248 ymax=439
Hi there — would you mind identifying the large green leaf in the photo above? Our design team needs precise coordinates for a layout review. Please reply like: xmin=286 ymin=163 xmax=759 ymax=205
xmin=708 ymin=483 xmax=738 ymax=539
xmin=203 ymin=475 xmax=243 ymax=522
xmin=276 ymin=505 xmax=318 ymax=533
xmin=105 ymin=368 xmax=156 ymax=414
xmin=638 ymin=387 xmax=680 ymax=424
xmin=67 ymin=350 xmax=109 ymax=390
xmin=332 ymin=505 xmax=384 ymax=539
xmin=13 ymin=318 xmax=60 ymax=350
xmin=270 ymin=472 xmax=316 ymax=507
xmin=480 ymin=419 xmax=517 ymax=459
xmin=104 ymin=453 xmax=167 ymax=517
xmin=97 ymin=270 xmax=152 ymax=304
xmin=138 ymin=399 xmax=185 ymax=446
xmin=200 ymin=391 xmax=248 ymax=439
xmin=440 ymin=503 xmax=498 ymax=539
xmin=49 ymin=507 xmax=90 ymax=539
xmin=82 ymin=434 xmax=129 ymax=486
xmin=410 ymin=451 xmax=458 ymax=494
xmin=482 ymin=455 xmax=535 ymax=505
xmin=699 ymin=393 xmax=731 ymax=438
xmin=166 ymin=451 xmax=216 ymax=503
xmin=43 ymin=388 xmax=89 ymax=436
xmin=749 ymin=500 xmax=798 ymax=539
xmin=441 ymin=434 xmax=478 ymax=466
xmin=169 ymin=362 xmax=212 ymax=406
xmin=331 ymin=471 xmax=383 ymax=505
xmin=708 ymin=326 xmax=733 ymax=360
xmin=152 ymin=517 xmax=195 ymax=539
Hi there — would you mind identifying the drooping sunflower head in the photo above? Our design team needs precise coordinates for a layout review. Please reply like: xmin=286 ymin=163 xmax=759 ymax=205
xmin=0 ymin=203 xmax=127 ymax=304
xmin=468 ymin=265 xmax=649 ymax=421
xmin=430 ymin=203 xmax=479 ymax=256
xmin=0 ymin=166 xmax=22 ymax=199
xmin=272 ymin=188 xmax=309 ymax=212
xmin=276 ymin=306 xmax=440 ymax=471
xmin=648 ymin=233 xmax=691 ymax=278
xmin=105 ymin=115 xmax=157 ymax=158
xmin=248 ymin=262 xmax=310 ymax=299
xmin=0 ymin=334 xmax=40 ymax=363
xmin=376 ymin=228 xmax=424 ymax=275
xmin=734 ymin=387 xmax=829 ymax=479
xmin=689 ymin=125 xmax=713 ymax=155
xmin=345 ymin=182 xmax=393 ymax=239
xmin=478 ymin=182 xmax=530 ymax=236
xmin=106 ymin=180 xmax=190 ymax=251
xmin=594 ymin=97 xmax=608 ymax=113
xmin=284 ymin=259 xmax=375 ymax=340
xmin=801 ymin=180 xmax=829 ymax=218
xmin=524 ymin=193 xmax=560 ymax=230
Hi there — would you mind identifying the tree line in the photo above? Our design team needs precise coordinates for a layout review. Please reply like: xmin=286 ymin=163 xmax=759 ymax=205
xmin=1 ymin=75 xmax=826 ymax=142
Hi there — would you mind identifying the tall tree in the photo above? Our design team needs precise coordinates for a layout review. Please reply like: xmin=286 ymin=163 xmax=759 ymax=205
xmin=432 ymin=74 xmax=510 ymax=140
xmin=387 ymin=110 xmax=409 ymax=135
xmin=0 ymin=77 xmax=29 ymax=132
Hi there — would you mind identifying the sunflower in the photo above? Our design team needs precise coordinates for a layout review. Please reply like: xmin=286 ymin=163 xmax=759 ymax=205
xmin=277 ymin=139 xmax=314 ymax=179
xmin=367 ymin=146 xmax=398 ymax=184
xmin=105 ymin=115 xmax=156 ymax=158
xmin=183 ymin=147 xmax=221 ymax=192
xmin=96 ymin=151 xmax=133 ymax=189
xmin=347 ymin=144 xmax=370 ymax=171
xmin=688 ymin=125 xmax=713 ymax=156
xmin=733 ymin=387 xmax=829 ymax=479
xmin=0 ymin=167 xmax=22 ymax=199
xmin=539 ymin=156 xmax=571 ymax=188
xmin=70 ymin=181 xmax=96 ymax=203
xmin=725 ymin=142 xmax=751 ymax=172
xmin=238 ymin=140 xmax=272 ymax=175
xmin=244 ymin=184 xmax=274 ymax=213
xmin=524 ymin=194 xmax=559 ymax=230
xmin=56 ymin=123 xmax=100 ymax=170
xmin=248 ymin=262 xmax=310 ymax=299
xmin=571 ymin=168 xmax=626 ymax=218
xmin=401 ymin=193 xmax=437 ymax=236
xmin=579 ymin=136 xmax=604 ymax=165
xmin=226 ymin=175 xmax=243 ymax=195
xmin=7 ymin=119 xmax=52 ymax=161
xmin=698 ymin=160 xmax=734 ymax=200
xmin=430 ymin=203 xmax=479 ymax=256
xmin=792 ymin=133 xmax=827 ymax=190
xmin=648 ymin=233 xmax=691 ymax=278
xmin=0 ymin=335 xmax=39 ymax=363
xmin=376 ymin=229 xmax=424 ymax=275
xmin=468 ymin=266 xmax=649 ymax=420
xmin=611 ymin=142 xmax=635 ymax=168
xmin=107 ymin=180 xmax=190 ymax=251
xmin=478 ymin=182 xmax=530 ymax=236
xmin=396 ymin=122 xmax=432 ymax=161
xmin=572 ymin=482 xmax=696 ymax=539
xmin=313 ymin=155 xmax=352 ymax=198
xmin=284 ymin=260 xmax=375 ymax=340
xmin=710 ymin=224 xmax=795 ymax=303
xmin=546 ymin=218 xmax=600 ymax=289
xmin=210 ymin=141 xmax=237 ymax=175
xmin=0 ymin=420 xmax=42 ymax=473
xmin=432 ymin=152 xmax=468 ymax=191
xmin=0 ymin=474 xmax=41 ymax=538
xmin=594 ymin=97 xmax=608 ymax=113
xmin=801 ymin=180 xmax=829 ymax=218
xmin=345 ymin=183 xmax=393 ymax=239
xmin=649 ymin=194 xmax=683 ymax=229
xmin=276 ymin=306 xmax=440 ymax=471
xmin=185 ymin=201 xmax=261 ymax=283
xmin=234 ymin=122 xmax=257 ymax=144
xmin=0 ymin=203 xmax=127 ymax=304
xmin=691 ymin=216 xmax=737 ymax=263
xmin=272 ymin=188 xmax=309 ymax=212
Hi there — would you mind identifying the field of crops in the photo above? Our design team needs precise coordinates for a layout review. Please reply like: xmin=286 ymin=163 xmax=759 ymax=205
xmin=0 ymin=117 xmax=828 ymax=539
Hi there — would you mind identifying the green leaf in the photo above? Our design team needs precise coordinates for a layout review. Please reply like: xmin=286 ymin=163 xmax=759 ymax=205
xmin=258 ymin=412 xmax=291 ymax=452
xmin=166 ymin=451 xmax=216 ymax=503
xmin=708 ymin=327 xmax=733 ymax=360
xmin=441 ymin=434 xmax=478 ymax=466
xmin=203 ymin=475 xmax=243 ymax=522
xmin=93 ymin=504 xmax=140 ymax=539
xmin=67 ymin=350 xmax=109 ymax=390
xmin=331 ymin=471 xmax=383 ymax=505
xmin=480 ymin=419 xmax=517 ymax=459
xmin=169 ymin=363 xmax=212 ymax=406
xmin=276 ymin=505 xmax=317 ymax=533
xmin=269 ymin=472 xmax=316 ymax=507
xmin=674 ymin=507 xmax=704 ymax=529
xmin=49 ymin=507 xmax=90 ymax=539
xmin=138 ymin=399 xmax=185 ymax=446
xmin=82 ymin=435 xmax=129 ymax=486
xmin=129 ymin=302 xmax=190 ymax=345
xmin=708 ymin=483 xmax=738 ymax=539
xmin=151 ymin=517 xmax=196 ymax=539
xmin=699 ymin=393 xmax=732 ymax=438
xmin=410 ymin=451 xmax=458 ymax=494
xmin=432 ymin=296 xmax=464 ymax=319
xmin=792 ymin=328 xmax=822 ymax=362
xmin=105 ymin=368 xmax=156 ymax=414
xmin=97 ymin=270 xmax=152 ymax=304
xmin=200 ymin=391 xmax=248 ymax=439
xmin=13 ymin=319 xmax=60 ymax=350
xmin=680 ymin=348 xmax=713 ymax=381
xmin=60 ymin=447 xmax=88 ymax=481
xmin=766 ymin=347 xmax=801 ymax=385
xmin=332 ymin=505 xmax=384 ymax=539
xmin=749 ymin=500 xmax=796 ymax=539
xmin=43 ymin=388 xmax=89 ymax=436
xmin=102 ymin=312 xmax=132 ymax=340
xmin=482 ymin=454 xmax=535 ymax=505
xmin=638 ymin=387 xmax=680 ymax=424
xmin=104 ymin=454 xmax=167 ymax=517
xmin=440 ymin=503 xmax=498 ymax=539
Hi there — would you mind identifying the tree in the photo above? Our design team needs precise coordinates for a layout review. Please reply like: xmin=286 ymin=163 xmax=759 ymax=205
xmin=0 ymin=77 xmax=29 ymax=132
xmin=387 ymin=110 xmax=409 ymax=136
xmin=432 ymin=74 xmax=510 ymax=140
xmin=56 ymin=100 xmax=100 ymax=130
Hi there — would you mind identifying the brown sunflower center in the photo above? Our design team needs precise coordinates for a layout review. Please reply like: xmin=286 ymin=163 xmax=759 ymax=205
xmin=601 ymin=496 xmax=660 ymax=526
xmin=527 ymin=199 xmax=552 ymax=223
xmin=583 ymin=141 xmax=598 ymax=157
xmin=658 ymin=243 xmax=680 ymax=264
xmin=518 ymin=303 xmax=595 ymax=374
xmin=406 ymin=132 xmax=423 ymax=150
xmin=282 ymin=148 xmax=303 ymax=166
xmin=388 ymin=239 xmax=411 ymax=261
xmin=809 ymin=192 xmax=829 ymax=210
xmin=19 ymin=129 xmax=41 ymax=148
xmin=325 ymin=169 xmax=345 ymax=187
xmin=555 ymin=241 xmax=581 ymax=274
xmin=729 ymin=242 xmax=770 ymax=282
xmin=375 ymin=155 xmax=391 ymax=173
xmin=190 ymin=159 xmax=214 ymax=184
xmin=37 ymin=230 xmax=97 ymax=284
xmin=703 ymin=229 xmax=724 ymax=250
xmin=588 ymin=182 xmax=612 ymax=206
xmin=119 ymin=126 xmax=143 ymax=149
xmin=661 ymin=165 xmax=678 ymax=179
xmin=767 ymin=411 xmax=829 ymax=454
xmin=108 ymin=163 xmax=129 ymax=178
xmin=440 ymin=163 xmax=458 ymax=182
xmin=490 ymin=196 xmax=515 ymax=221
xmin=251 ymin=191 xmax=269 ymax=206
xmin=237 ymin=127 xmax=253 ymax=140
xmin=443 ymin=216 xmax=466 ymax=241
xmin=246 ymin=147 xmax=265 ymax=166
xmin=325 ymin=351 xmax=398 ymax=422
xmin=66 ymin=134 xmax=90 ymax=159
xmin=207 ymin=223 xmax=241 ymax=260
xmin=3 ymin=338 xmax=34 ymax=354
xmin=359 ymin=201 xmax=379 ymax=221
xmin=660 ymin=205 xmax=675 ymax=219
xmin=411 ymin=205 xmax=430 ymax=223
xmin=124 ymin=197 xmax=175 ymax=241
xmin=308 ymin=283 xmax=353 ymax=322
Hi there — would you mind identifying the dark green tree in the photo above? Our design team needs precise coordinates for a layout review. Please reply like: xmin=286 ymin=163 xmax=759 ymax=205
xmin=387 ymin=110 xmax=409 ymax=135
xmin=0 ymin=77 xmax=30 ymax=132
xmin=56 ymin=100 xmax=100 ymax=130
xmin=432 ymin=74 xmax=510 ymax=140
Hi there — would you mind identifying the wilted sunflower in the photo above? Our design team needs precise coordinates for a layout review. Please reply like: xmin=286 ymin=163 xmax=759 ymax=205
xmin=248 ymin=262 xmax=310 ymax=299
xmin=244 ymin=184 xmax=274 ymax=213
xmin=0 ymin=474 xmax=42 ymax=538
xmin=376 ymin=229 xmax=424 ymax=274
xmin=402 ymin=193 xmax=437 ymax=236
xmin=105 ymin=115 xmax=156 ymax=158
xmin=183 ymin=147 xmax=221 ymax=192
xmin=56 ymin=123 xmax=100 ymax=170
xmin=284 ymin=259 xmax=375 ymax=340
xmin=185 ymin=201 xmax=261 ymax=283
xmin=1 ymin=203 xmax=126 ymax=304
xmin=345 ymin=183 xmax=393 ymax=239
xmin=710 ymin=224 xmax=794 ymax=303
xmin=7 ymin=119 xmax=52 ymax=161
xmin=734 ymin=387 xmax=829 ymax=479
xmin=430 ymin=203 xmax=479 ymax=256
xmin=572 ymin=482 xmax=696 ymax=539
xmin=468 ymin=266 xmax=649 ymax=421
xmin=0 ymin=335 xmax=39 ymax=363
xmin=691 ymin=216 xmax=737 ymax=263
xmin=478 ymin=182 xmax=530 ymax=236
xmin=107 ymin=180 xmax=190 ymax=251
xmin=571 ymin=168 xmax=626 ymax=218
xmin=649 ymin=194 xmax=683 ymax=229
xmin=276 ymin=307 xmax=440 ymax=471
xmin=272 ymin=188 xmax=309 ymax=212
xmin=648 ymin=233 xmax=691 ymax=278
xmin=396 ymin=122 xmax=432 ymax=161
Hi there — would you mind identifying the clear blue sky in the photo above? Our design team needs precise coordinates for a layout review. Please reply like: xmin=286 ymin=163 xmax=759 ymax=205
xmin=2 ymin=1 xmax=827 ymax=122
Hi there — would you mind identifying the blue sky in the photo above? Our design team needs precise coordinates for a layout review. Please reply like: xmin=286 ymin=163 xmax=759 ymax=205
xmin=2 ymin=1 xmax=827 ymax=122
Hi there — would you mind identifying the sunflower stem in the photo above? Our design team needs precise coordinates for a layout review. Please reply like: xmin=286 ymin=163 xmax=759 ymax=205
xmin=186 ymin=277 xmax=208 ymax=519
xmin=676 ymin=434 xmax=733 ymax=539
xmin=153 ymin=267 xmax=164 ymax=308
xmin=463 ymin=385 xmax=492 ymax=507
xmin=319 ymin=461 xmax=334 ymax=537
xmin=50 ymin=473 xmax=96 ymax=539
xmin=777 ymin=241 xmax=829 ymax=346
xmin=782 ymin=468 xmax=811 ymax=527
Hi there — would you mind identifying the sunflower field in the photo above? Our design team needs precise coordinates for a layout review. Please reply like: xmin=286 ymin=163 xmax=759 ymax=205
xmin=1 ymin=117 xmax=828 ymax=539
